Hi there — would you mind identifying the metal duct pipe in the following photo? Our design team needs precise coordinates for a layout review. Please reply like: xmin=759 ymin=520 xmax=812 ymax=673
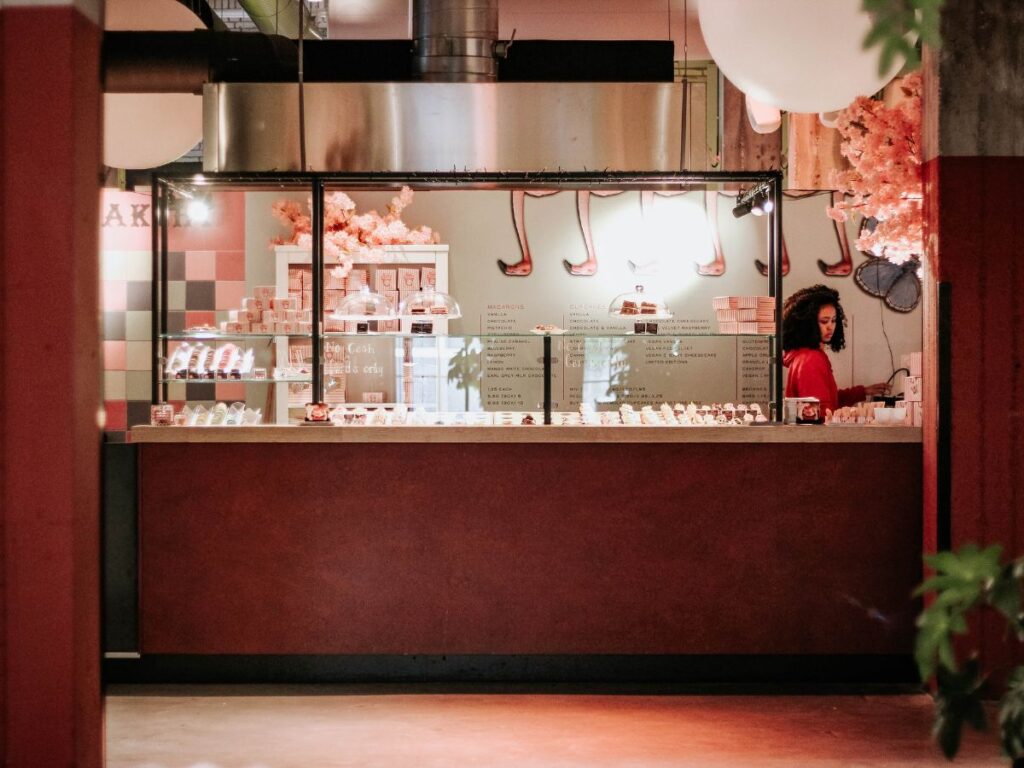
xmin=102 ymin=31 xmax=300 ymax=93
xmin=413 ymin=0 xmax=500 ymax=82
xmin=238 ymin=0 xmax=322 ymax=40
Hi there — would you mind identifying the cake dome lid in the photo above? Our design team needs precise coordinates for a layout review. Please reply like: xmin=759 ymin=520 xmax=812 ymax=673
xmin=608 ymin=284 xmax=673 ymax=320
xmin=330 ymin=285 xmax=397 ymax=321
xmin=398 ymin=287 xmax=462 ymax=320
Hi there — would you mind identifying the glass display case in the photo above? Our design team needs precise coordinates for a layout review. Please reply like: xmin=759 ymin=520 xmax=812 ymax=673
xmin=151 ymin=172 xmax=783 ymax=426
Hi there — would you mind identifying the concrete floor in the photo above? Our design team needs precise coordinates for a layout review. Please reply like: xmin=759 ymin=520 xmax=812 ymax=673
xmin=106 ymin=685 xmax=1006 ymax=767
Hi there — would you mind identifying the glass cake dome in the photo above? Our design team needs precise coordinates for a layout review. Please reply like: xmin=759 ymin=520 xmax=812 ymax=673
xmin=608 ymin=285 xmax=673 ymax=320
xmin=330 ymin=285 xmax=397 ymax=321
xmin=398 ymin=287 xmax=462 ymax=319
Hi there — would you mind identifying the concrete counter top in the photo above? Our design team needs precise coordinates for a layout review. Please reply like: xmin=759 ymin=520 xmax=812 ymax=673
xmin=130 ymin=424 xmax=922 ymax=444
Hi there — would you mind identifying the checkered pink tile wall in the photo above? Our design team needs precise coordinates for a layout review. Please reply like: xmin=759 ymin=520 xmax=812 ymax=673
xmin=101 ymin=247 xmax=246 ymax=441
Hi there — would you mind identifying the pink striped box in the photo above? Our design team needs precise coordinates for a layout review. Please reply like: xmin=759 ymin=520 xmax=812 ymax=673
xmin=375 ymin=269 xmax=397 ymax=292
xmin=346 ymin=269 xmax=368 ymax=290
xmin=398 ymin=268 xmax=420 ymax=291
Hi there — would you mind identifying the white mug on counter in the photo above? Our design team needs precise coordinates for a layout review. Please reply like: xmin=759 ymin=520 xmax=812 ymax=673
xmin=784 ymin=397 xmax=822 ymax=425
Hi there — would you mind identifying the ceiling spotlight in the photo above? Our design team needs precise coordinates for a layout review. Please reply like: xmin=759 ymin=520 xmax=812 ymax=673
xmin=165 ymin=181 xmax=212 ymax=224
xmin=752 ymin=192 xmax=775 ymax=216
xmin=732 ymin=198 xmax=754 ymax=218
xmin=733 ymin=184 xmax=774 ymax=219
xmin=187 ymin=198 xmax=210 ymax=224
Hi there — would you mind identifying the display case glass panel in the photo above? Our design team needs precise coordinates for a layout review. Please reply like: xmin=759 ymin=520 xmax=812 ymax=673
xmin=151 ymin=172 xmax=782 ymax=427
xmin=154 ymin=179 xmax=316 ymax=425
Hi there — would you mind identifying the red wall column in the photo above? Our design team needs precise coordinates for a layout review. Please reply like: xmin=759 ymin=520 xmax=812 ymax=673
xmin=1 ymin=2 xmax=103 ymax=765
xmin=922 ymin=1 xmax=1024 ymax=680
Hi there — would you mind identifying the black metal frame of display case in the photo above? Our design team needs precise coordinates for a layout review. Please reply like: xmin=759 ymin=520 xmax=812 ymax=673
xmin=152 ymin=170 xmax=784 ymax=422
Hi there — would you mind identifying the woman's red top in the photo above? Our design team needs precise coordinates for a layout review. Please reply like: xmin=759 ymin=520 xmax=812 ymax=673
xmin=783 ymin=347 xmax=866 ymax=415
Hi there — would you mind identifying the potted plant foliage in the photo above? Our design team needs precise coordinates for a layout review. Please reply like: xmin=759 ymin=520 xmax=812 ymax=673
xmin=916 ymin=545 xmax=1024 ymax=765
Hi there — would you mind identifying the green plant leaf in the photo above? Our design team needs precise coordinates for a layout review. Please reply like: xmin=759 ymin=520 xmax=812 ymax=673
xmin=925 ymin=550 xmax=970 ymax=574
xmin=914 ymin=574 xmax=972 ymax=596
xmin=879 ymin=42 xmax=898 ymax=77
xmin=989 ymin=565 xmax=1022 ymax=627
xmin=926 ymin=545 xmax=1002 ymax=578
xmin=916 ymin=606 xmax=957 ymax=680
xmin=1000 ymin=667 xmax=1024 ymax=758
xmin=862 ymin=0 xmax=942 ymax=75
xmin=934 ymin=660 xmax=987 ymax=759
xmin=937 ymin=634 xmax=957 ymax=673
xmin=935 ymin=710 xmax=963 ymax=759
xmin=949 ymin=612 xmax=968 ymax=634
xmin=932 ymin=584 xmax=982 ymax=610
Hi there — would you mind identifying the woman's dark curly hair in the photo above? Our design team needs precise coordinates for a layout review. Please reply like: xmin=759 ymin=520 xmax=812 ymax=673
xmin=782 ymin=284 xmax=847 ymax=352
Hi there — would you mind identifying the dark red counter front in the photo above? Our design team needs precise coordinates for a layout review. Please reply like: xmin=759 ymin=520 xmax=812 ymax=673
xmin=135 ymin=427 xmax=922 ymax=658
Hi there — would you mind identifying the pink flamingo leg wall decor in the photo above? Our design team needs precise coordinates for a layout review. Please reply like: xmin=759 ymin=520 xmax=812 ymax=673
xmin=563 ymin=190 xmax=624 ymax=276
xmin=818 ymin=190 xmax=854 ymax=276
xmin=498 ymin=190 xmax=559 ymax=276
xmin=755 ymin=236 xmax=790 ymax=277
xmin=501 ymin=190 xmax=623 ymax=277
xmin=627 ymin=190 xmax=659 ymax=273
xmin=695 ymin=190 xmax=727 ymax=276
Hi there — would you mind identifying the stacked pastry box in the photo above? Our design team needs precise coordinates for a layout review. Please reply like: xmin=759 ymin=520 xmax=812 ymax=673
xmin=288 ymin=265 xmax=313 ymax=311
xmin=220 ymin=285 xmax=313 ymax=335
xmin=322 ymin=337 xmax=348 ymax=406
xmin=322 ymin=264 xmax=437 ymax=333
xmin=282 ymin=341 xmax=313 ymax=408
xmin=712 ymin=296 xmax=776 ymax=334
xmin=902 ymin=351 xmax=923 ymax=427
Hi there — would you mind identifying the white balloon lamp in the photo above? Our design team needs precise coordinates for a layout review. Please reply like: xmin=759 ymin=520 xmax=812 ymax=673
xmin=103 ymin=0 xmax=204 ymax=170
xmin=698 ymin=0 xmax=903 ymax=114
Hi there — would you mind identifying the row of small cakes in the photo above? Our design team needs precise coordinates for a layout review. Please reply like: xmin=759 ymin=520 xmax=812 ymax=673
xmin=317 ymin=404 xmax=770 ymax=427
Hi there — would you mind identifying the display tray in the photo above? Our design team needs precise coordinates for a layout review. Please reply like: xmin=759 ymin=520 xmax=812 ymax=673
xmin=318 ymin=331 xmax=776 ymax=338
xmin=161 ymin=333 xmax=313 ymax=340
xmin=159 ymin=377 xmax=312 ymax=384
xmin=130 ymin=424 xmax=922 ymax=444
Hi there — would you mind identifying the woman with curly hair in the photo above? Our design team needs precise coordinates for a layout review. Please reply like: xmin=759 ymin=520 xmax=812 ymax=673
xmin=783 ymin=285 xmax=889 ymax=415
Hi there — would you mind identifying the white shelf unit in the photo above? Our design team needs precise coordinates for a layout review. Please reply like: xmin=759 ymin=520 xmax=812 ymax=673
xmin=274 ymin=245 xmax=451 ymax=424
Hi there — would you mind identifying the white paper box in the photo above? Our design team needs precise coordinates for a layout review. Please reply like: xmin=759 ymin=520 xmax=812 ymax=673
xmin=911 ymin=401 xmax=923 ymax=427
xmin=901 ymin=351 xmax=923 ymax=377
xmin=904 ymin=375 xmax=923 ymax=402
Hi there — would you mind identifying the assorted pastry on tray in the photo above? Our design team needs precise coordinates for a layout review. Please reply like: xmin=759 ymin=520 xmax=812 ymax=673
xmin=317 ymin=401 xmax=768 ymax=427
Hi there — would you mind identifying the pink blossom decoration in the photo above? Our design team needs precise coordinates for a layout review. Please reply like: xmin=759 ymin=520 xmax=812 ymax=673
xmin=271 ymin=186 xmax=440 ymax=277
xmin=827 ymin=72 xmax=923 ymax=265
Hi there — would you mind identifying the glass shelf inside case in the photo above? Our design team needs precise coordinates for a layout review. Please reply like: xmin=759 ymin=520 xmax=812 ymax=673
xmin=317 ymin=332 xmax=774 ymax=427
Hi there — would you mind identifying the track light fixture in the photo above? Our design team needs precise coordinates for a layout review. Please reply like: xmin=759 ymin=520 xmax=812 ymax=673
xmin=732 ymin=183 xmax=774 ymax=219
xmin=186 ymin=198 xmax=211 ymax=223
xmin=732 ymin=197 xmax=753 ymax=218
xmin=166 ymin=180 xmax=212 ymax=224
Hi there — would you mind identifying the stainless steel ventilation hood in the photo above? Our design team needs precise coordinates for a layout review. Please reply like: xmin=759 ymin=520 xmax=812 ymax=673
xmin=203 ymin=81 xmax=683 ymax=172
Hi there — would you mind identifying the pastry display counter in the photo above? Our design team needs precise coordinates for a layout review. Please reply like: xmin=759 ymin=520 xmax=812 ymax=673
xmin=131 ymin=424 xmax=922 ymax=443
xmin=117 ymin=172 xmax=922 ymax=681
xmin=130 ymin=426 xmax=922 ymax=668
